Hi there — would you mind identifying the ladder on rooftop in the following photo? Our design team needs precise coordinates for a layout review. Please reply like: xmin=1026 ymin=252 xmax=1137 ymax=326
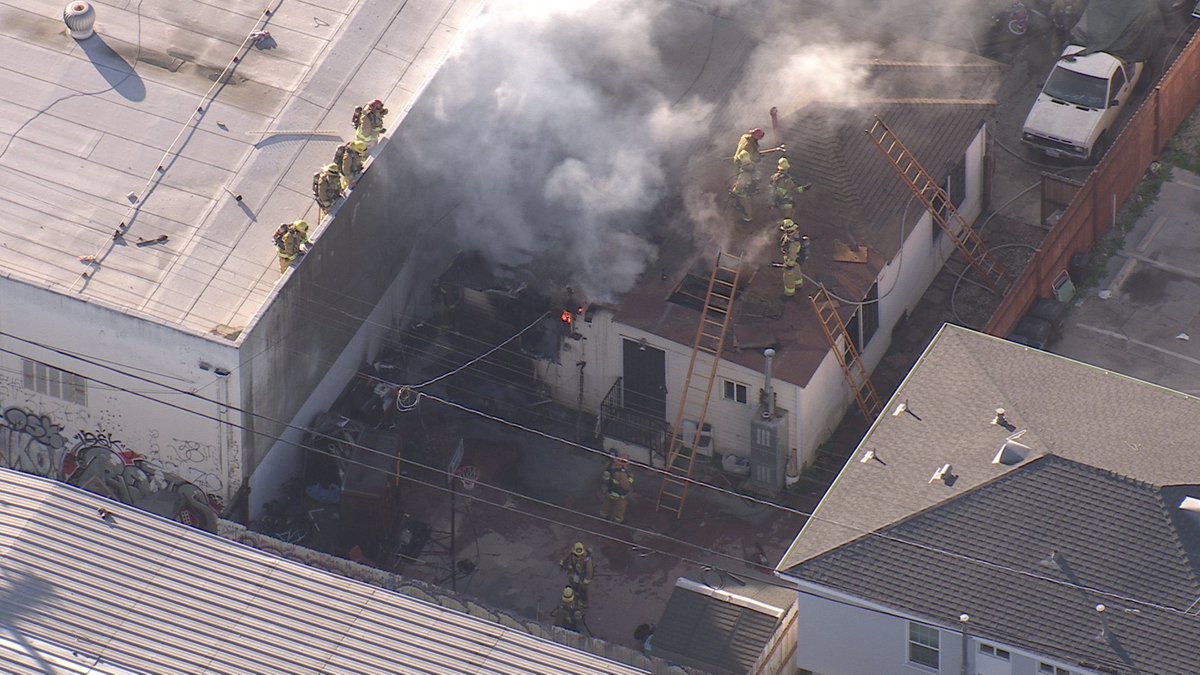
xmin=656 ymin=249 xmax=742 ymax=519
xmin=866 ymin=115 xmax=1012 ymax=295
xmin=810 ymin=285 xmax=883 ymax=422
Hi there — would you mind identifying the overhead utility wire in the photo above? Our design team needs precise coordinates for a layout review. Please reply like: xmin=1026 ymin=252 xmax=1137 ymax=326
xmin=4 ymin=330 xmax=1196 ymax=617
xmin=411 ymin=311 xmax=551 ymax=388
xmin=1 ymin=333 xmax=1149 ymax=661
xmin=10 ymin=357 xmax=1112 ymax=663
xmin=0 ymin=342 xmax=785 ymax=581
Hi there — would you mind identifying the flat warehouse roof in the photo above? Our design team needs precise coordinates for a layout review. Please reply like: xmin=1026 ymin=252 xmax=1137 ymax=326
xmin=0 ymin=0 xmax=478 ymax=338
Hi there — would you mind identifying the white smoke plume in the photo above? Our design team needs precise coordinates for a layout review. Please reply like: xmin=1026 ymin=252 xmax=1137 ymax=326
xmin=401 ymin=0 xmax=1000 ymax=300
xmin=406 ymin=0 xmax=715 ymax=303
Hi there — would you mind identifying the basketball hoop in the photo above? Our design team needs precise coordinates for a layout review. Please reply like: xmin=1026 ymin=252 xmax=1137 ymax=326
xmin=454 ymin=465 xmax=480 ymax=491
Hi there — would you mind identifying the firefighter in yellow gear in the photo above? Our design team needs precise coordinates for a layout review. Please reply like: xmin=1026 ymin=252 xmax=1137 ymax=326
xmin=733 ymin=128 xmax=785 ymax=194
xmin=779 ymin=219 xmax=808 ymax=297
xmin=273 ymin=220 xmax=310 ymax=274
xmin=730 ymin=169 xmax=755 ymax=223
xmin=338 ymin=139 xmax=369 ymax=189
xmin=770 ymin=157 xmax=808 ymax=222
xmin=552 ymin=587 xmax=585 ymax=632
xmin=600 ymin=454 xmax=633 ymax=523
xmin=313 ymin=164 xmax=343 ymax=216
xmin=354 ymin=99 xmax=389 ymax=146
xmin=559 ymin=542 xmax=595 ymax=606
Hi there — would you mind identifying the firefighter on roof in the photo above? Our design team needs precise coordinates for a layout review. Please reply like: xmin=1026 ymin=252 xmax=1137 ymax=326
xmin=313 ymin=163 xmax=343 ymax=217
xmin=336 ymin=139 xmax=369 ymax=189
xmin=730 ymin=168 xmax=755 ymax=223
xmin=353 ymin=99 xmax=389 ymax=146
xmin=559 ymin=542 xmax=595 ymax=606
xmin=273 ymin=220 xmax=310 ymax=274
xmin=779 ymin=219 xmax=809 ymax=297
xmin=600 ymin=454 xmax=633 ymax=524
xmin=733 ymin=127 xmax=785 ymax=193
xmin=770 ymin=157 xmax=808 ymax=222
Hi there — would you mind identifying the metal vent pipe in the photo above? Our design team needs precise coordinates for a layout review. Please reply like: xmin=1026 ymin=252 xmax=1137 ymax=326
xmin=64 ymin=1 xmax=96 ymax=40
xmin=763 ymin=348 xmax=776 ymax=418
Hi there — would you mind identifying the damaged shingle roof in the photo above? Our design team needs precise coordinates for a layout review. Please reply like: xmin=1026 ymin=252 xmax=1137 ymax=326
xmin=791 ymin=455 xmax=1200 ymax=674
xmin=613 ymin=51 xmax=1004 ymax=389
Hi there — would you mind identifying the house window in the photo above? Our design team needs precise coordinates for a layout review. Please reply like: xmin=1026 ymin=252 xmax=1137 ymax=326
xmin=22 ymin=359 xmax=87 ymax=406
xmin=722 ymin=380 xmax=748 ymax=404
xmin=1038 ymin=664 xmax=1071 ymax=675
xmin=907 ymin=622 xmax=939 ymax=669
xmin=979 ymin=644 xmax=1011 ymax=660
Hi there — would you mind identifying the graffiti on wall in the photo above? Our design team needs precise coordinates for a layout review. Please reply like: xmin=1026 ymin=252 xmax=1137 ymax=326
xmin=0 ymin=406 xmax=223 ymax=532
xmin=0 ymin=372 xmax=91 ymax=426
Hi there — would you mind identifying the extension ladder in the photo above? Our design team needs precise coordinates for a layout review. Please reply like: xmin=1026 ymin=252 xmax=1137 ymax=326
xmin=810 ymin=285 xmax=883 ymax=421
xmin=866 ymin=116 xmax=1012 ymax=295
xmin=656 ymin=250 xmax=742 ymax=518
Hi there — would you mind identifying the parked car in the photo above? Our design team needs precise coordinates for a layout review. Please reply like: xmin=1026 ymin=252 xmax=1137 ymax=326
xmin=1020 ymin=45 xmax=1143 ymax=161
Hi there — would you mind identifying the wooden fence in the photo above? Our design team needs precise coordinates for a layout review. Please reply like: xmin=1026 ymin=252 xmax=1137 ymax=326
xmin=986 ymin=31 xmax=1200 ymax=336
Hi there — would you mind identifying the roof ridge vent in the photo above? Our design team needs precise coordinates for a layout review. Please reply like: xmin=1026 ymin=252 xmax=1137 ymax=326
xmin=993 ymin=432 xmax=1031 ymax=466
xmin=929 ymin=463 xmax=955 ymax=485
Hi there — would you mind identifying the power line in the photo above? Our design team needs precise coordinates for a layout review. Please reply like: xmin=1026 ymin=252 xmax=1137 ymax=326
xmin=3 ymin=328 xmax=1195 ymax=618
xmin=0 ymin=341 xmax=787 ymax=582
xmin=411 ymin=311 xmax=551 ymax=388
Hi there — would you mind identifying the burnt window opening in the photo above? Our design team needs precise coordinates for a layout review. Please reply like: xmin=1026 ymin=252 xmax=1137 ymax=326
xmin=842 ymin=282 xmax=880 ymax=365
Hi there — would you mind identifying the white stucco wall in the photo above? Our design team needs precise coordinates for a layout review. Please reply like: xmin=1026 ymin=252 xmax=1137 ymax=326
xmin=537 ymin=311 xmax=800 ymax=463
xmin=0 ymin=275 xmax=242 ymax=503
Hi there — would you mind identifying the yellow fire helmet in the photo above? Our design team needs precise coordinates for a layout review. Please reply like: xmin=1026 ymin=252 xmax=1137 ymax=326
xmin=777 ymin=157 xmax=790 ymax=172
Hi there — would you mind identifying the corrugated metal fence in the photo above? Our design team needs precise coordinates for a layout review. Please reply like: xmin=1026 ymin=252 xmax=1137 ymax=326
xmin=985 ymin=31 xmax=1200 ymax=336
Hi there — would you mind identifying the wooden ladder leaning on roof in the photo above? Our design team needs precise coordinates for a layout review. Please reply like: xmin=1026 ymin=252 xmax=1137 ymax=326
xmin=865 ymin=115 xmax=1013 ymax=295
xmin=656 ymin=249 xmax=742 ymax=519
xmin=810 ymin=284 xmax=883 ymax=422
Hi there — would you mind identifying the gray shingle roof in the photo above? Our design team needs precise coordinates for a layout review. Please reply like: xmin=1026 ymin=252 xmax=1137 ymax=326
xmin=0 ymin=468 xmax=646 ymax=675
xmin=792 ymin=455 xmax=1200 ymax=674
xmin=650 ymin=577 xmax=794 ymax=675
xmin=779 ymin=324 xmax=1200 ymax=571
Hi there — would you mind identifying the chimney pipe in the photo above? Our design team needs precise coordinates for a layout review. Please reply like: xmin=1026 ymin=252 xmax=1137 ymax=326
xmin=764 ymin=349 xmax=776 ymax=418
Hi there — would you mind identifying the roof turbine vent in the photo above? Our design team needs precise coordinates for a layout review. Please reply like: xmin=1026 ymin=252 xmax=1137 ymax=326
xmin=63 ymin=1 xmax=96 ymax=40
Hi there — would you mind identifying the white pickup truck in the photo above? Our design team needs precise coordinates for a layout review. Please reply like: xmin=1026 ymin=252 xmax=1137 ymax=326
xmin=1020 ymin=45 xmax=1144 ymax=162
